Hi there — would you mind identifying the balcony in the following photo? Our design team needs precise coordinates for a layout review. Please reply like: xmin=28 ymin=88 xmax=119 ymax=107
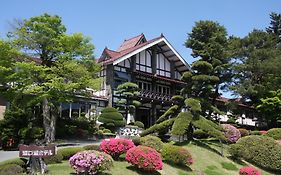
xmin=139 ymin=90 xmax=172 ymax=102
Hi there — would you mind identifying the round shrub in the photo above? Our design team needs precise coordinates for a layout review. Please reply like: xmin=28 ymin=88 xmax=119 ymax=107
xmin=0 ymin=164 xmax=24 ymax=175
xmin=58 ymin=147 xmax=85 ymax=160
xmin=69 ymin=150 xmax=113 ymax=175
xmin=134 ymin=121 xmax=144 ymax=128
xmin=140 ymin=135 xmax=163 ymax=152
xmin=44 ymin=151 xmax=63 ymax=164
xmin=161 ymin=144 xmax=193 ymax=166
xmin=0 ymin=158 xmax=26 ymax=167
xmin=238 ymin=128 xmax=249 ymax=137
xmin=125 ymin=146 xmax=163 ymax=172
xmin=131 ymin=136 xmax=141 ymax=146
xmin=100 ymin=138 xmax=135 ymax=159
xmin=267 ymin=128 xmax=281 ymax=140
xmin=98 ymin=107 xmax=125 ymax=129
xmin=193 ymin=129 xmax=209 ymax=139
xmin=83 ymin=144 xmax=100 ymax=151
xmin=228 ymin=135 xmax=281 ymax=172
xmin=222 ymin=124 xmax=241 ymax=143
xmin=239 ymin=166 xmax=261 ymax=175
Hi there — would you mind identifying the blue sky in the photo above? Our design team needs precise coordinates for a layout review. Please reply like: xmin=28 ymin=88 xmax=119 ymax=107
xmin=0 ymin=0 xmax=280 ymax=97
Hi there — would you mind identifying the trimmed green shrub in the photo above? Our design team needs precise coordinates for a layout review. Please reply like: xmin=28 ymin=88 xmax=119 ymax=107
xmin=161 ymin=144 xmax=193 ymax=166
xmin=0 ymin=158 xmax=26 ymax=167
xmin=102 ymin=129 xmax=112 ymax=133
xmin=267 ymin=128 xmax=281 ymax=140
xmin=156 ymin=105 xmax=179 ymax=124
xmin=83 ymin=144 xmax=100 ymax=151
xmin=250 ymin=130 xmax=261 ymax=135
xmin=57 ymin=147 xmax=85 ymax=160
xmin=140 ymin=135 xmax=164 ymax=152
xmin=140 ymin=118 xmax=175 ymax=137
xmin=134 ymin=121 xmax=144 ymax=128
xmin=228 ymin=135 xmax=281 ymax=172
xmin=238 ymin=128 xmax=249 ymax=137
xmin=131 ymin=136 xmax=141 ymax=146
xmin=0 ymin=164 xmax=24 ymax=175
xmin=171 ymin=112 xmax=192 ymax=136
xmin=193 ymin=129 xmax=209 ymax=139
xmin=44 ymin=151 xmax=63 ymax=164
xmin=98 ymin=107 xmax=125 ymax=129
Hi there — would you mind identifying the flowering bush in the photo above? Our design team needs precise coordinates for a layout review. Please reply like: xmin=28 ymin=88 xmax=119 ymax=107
xmin=222 ymin=124 xmax=241 ymax=143
xmin=126 ymin=146 xmax=163 ymax=172
xmin=161 ymin=144 xmax=193 ymax=166
xmin=100 ymin=138 xmax=135 ymax=159
xmin=69 ymin=150 xmax=113 ymax=175
xmin=259 ymin=130 xmax=268 ymax=135
xmin=239 ymin=166 xmax=261 ymax=175
xmin=276 ymin=140 xmax=281 ymax=145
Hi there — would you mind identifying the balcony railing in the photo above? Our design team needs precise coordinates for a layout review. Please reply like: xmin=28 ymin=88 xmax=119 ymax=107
xmin=139 ymin=90 xmax=172 ymax=102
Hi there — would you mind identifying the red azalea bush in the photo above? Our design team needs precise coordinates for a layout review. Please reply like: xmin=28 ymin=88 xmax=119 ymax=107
xmin=222 ymin=124 xmax=241 ymax=143
xmin=100 ymin=138 xmax=135 ymax=159
xmin=239 ymin=166 xmax=261 ymax=175
xmin=259 ymin=130 xmax=268 ymax=135
xmin=125 ymin=145 xmax=163 ymax=172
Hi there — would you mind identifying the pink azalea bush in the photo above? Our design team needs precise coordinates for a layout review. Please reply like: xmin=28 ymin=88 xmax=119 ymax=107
xmin=126 ymin=145 xmax=163 ymax=172
xmin=100 ymin=138 xmax=135 ymax=159
xmin=222 ymin=124 xmax=241 ymax=143
xmin=239 ymin=166 xmax=261 ymax=175
xmin=69 ymin=150 xmax=113 ymax=175
xmin=276 ymin=140 xmax=281 ymax=145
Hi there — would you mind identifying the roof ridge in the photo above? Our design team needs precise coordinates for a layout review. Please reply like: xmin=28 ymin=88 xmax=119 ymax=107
xmin=124 ymin=33 xmax=144 ymax=41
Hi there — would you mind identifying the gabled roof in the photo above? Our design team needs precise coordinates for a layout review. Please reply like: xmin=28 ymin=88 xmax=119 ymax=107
xmin=117 ymin=33 xmax=146 ymax=52
xmin=98 ymin=33 xmax=191 ymax=73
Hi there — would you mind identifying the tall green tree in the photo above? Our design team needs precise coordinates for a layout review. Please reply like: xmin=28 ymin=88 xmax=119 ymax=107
xmin=266 ymin=12 xmax=281 ymax=42
xmin=116 ymin=82 xmax=141 ymax=124
xmin=185 ymin=20 xmax=231 ymax=116
xmin=4 ymin=13 xmax=100 ymax=143
xmin=257 ymin=90 xmax=281 ymax=127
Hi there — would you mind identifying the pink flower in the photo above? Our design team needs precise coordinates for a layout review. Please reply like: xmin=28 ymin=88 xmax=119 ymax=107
xmin=239 ymin=166 xmax=261 ymax=175
xmin=125 ymin=146 xmax=163 ymax=172
xmin=100 ymin=138 xmax=135 ymax=159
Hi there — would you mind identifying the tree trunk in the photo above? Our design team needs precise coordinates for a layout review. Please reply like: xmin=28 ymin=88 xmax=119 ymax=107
xmin=42 ymin=97 xmax=56 ymax=143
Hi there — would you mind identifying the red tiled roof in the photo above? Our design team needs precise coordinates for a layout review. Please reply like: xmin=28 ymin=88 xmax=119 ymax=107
xmin=117 ymin=33 xmax=145 ymax=52
xmin=98 ymin=35 xmax=163 ymax=65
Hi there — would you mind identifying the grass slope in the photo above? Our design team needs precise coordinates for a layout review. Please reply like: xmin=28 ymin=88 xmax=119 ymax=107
xmin=48 ymin=140 xmax=274 ymax=175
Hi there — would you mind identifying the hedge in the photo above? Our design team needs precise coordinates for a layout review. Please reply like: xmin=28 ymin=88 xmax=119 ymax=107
xmin=0 ymin=164 xmax=24 ymax=175
xmin=58 ymin=147 xmax=85 ymax=160
xmin=140 ymin=135 xmax=164 ymax=152
xmin=228 ymin=135 xmax=281 ymax=172
xmin=267 ymin=128 xmax=281 ymax=140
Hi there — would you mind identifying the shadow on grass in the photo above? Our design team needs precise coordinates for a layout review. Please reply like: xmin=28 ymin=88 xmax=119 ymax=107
xmin=126 ymin=166 xmax=161 ymax=175
xmin=227 ymin=156 xmax=247 ymax=166
xmin=191 ymin=140 xmax=223 ymax=156
xmin=163 ymin=162 xmax=192 ymax=172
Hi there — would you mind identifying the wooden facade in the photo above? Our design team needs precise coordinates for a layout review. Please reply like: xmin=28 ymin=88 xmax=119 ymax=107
xmin=97 ymin=34 xmax=190 ymax=127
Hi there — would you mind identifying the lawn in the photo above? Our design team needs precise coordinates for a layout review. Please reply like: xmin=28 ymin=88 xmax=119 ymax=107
xmin=48 ymin=140 xmax=274 ymax=175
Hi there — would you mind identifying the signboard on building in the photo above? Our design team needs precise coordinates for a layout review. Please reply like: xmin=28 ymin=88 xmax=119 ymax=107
xmin=19 ymin=144 xmax=56 ymax=158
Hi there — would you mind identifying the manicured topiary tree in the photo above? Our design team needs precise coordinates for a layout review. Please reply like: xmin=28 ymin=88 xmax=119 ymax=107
xmin=98 ymin=107 xmax=125 ymax=131
xmin=116 ymin=82 xmax=141 ymax=124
